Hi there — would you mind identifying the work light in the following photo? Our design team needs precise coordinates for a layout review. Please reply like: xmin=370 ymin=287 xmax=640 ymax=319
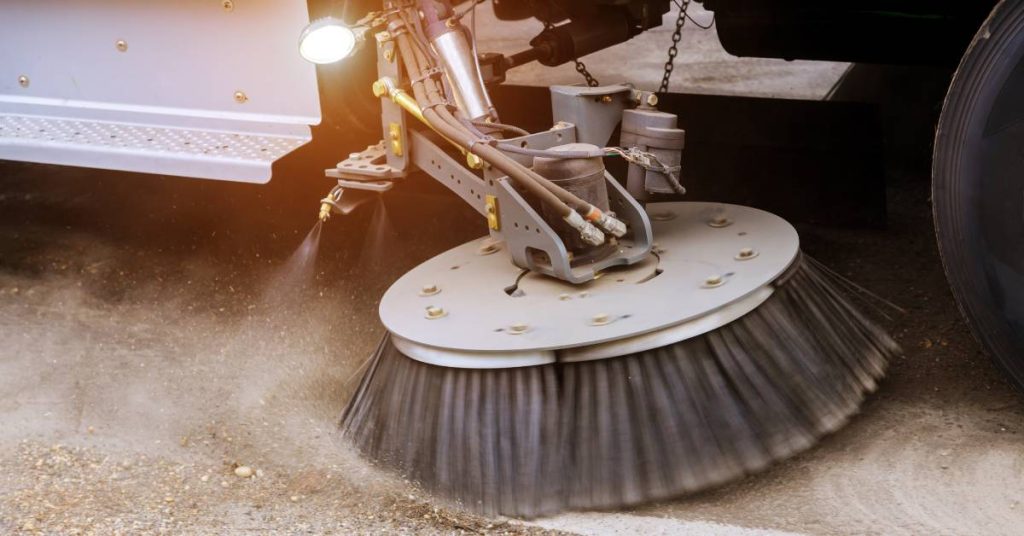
xmin=299 ymin=17 xmax=361 ymax=64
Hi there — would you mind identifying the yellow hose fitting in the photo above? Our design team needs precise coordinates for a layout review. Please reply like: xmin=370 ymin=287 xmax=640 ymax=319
xmin=467 ymin=153 xmax=484 ymax=170
xmin=587 ymin=206 xmax=628 ymax=237
xmin=319 ymin=190 xmax=339 ymax=222
xmin=391 ymin=90 xmax=427 ymax=124
xmin=373 ymin=77 xmax=425 ymax=123
xmin=373 ymin=77 xmax=482 ymax=168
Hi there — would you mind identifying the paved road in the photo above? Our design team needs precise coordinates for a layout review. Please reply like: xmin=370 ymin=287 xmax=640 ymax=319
xmin=476 ymin=2 xmax=849 ymax=98
xmin=3 ymin=3 xmax=1024 ymax=535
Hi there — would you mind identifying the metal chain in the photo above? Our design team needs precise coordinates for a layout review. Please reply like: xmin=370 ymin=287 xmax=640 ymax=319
xmin=574 ymin=59 xmax=600 ymax=87
xmin=543 ymin=11 xmax=599 ymax=87
xmin=659 ymin=1 xmax=689 ymax=94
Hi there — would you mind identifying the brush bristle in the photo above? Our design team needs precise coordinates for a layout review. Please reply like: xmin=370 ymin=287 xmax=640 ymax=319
xmin=340 ymin=255 xmax=899 ymax=517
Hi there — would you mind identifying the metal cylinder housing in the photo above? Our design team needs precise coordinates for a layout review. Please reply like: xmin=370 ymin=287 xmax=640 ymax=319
xmin=621 ymin=108 xmax=686 ymax=199
xmin=431 ymin=27 xmax=495 ymax=121
xmin=532 ymin=143 xmax=610 ymax=255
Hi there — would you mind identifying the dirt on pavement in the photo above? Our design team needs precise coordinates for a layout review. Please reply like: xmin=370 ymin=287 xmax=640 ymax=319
xmin=3 ymin=5 xmax=1024 ymax=533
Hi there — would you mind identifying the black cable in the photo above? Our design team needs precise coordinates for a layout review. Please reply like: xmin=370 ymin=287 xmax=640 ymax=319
xmin=686 ymin=13 xmax=715 ymax=29
xmin=453 ymin=0 xmax=487 ymax=20
xmin=472 ymin=120 xmax=530 ymax=137
xmin=670 ymin=0 xmax=715 ymax=29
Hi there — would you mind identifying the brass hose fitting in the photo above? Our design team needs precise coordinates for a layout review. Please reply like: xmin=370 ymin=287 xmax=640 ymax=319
xmin=319 ymin=187 xmax=343 ymax=222
xmin=373 ymin=78 xmax=425 ymax=123
xmin=585 ymin=206 xmax=628 ymax=237
xmin=319 ymin=201 xmax=333 ymax=222
xmin=373 ymin=77 xmax=484 ymax=170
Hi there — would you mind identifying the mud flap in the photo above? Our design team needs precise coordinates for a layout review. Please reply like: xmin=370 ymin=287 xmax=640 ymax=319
xmin=0 ymin=0 xmax=321 ymax=183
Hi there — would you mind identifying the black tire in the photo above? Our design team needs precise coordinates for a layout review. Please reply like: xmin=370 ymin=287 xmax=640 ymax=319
xmin=933 ymin=0 xmax=1024 ymax=387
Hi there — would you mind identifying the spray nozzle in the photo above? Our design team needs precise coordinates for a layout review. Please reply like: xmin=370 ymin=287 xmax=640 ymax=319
xmin=319 ymin=185 xmax=345 ymax=222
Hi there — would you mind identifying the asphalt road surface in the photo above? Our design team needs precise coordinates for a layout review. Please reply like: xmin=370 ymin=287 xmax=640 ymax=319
xmin=3 ymin=4 xmax=1024 ymax=535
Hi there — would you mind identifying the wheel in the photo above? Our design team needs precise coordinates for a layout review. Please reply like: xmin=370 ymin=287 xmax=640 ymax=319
xmin=933 ymin=0 xmax=1024 ymax=387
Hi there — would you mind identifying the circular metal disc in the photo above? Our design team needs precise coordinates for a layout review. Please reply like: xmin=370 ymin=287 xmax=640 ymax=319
xmin=379 ymin=202 xmax=799 ymax=358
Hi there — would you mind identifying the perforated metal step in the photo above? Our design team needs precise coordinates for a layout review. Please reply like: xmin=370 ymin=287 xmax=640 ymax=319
xmin=0 ymin=115 xmax=309 ymax=182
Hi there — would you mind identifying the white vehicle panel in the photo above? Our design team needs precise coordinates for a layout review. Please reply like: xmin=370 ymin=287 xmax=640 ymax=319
xmin=0 ymin=0 xmax=321 ymax=183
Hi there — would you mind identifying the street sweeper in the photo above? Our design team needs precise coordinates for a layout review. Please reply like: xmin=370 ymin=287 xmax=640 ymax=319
xmin=325 ymin=2 xmax=901 ymax=517
xmin=2 ymin=0 xmax=1023 ymax=518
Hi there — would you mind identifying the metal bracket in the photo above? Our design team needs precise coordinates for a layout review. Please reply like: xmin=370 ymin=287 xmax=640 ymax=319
xmin=410 ymin=123 xmax=651 ymax=283
xmin=335 ymin=179 xmax=394 ymax=192
xmin=410 ymin=131 xmax=491 ymax=218
xmin=321 ymin=16 xmax=413 ymax=186
xmin=326 ymin=141 xmax=405 ymax=182
xmin=408 ymin=123 xmax=584 ymax=219
xmin=337 ymin=49 xmax=654 ymax=283
xmin=489 ymin=173 xmax=651 ymax=283
xmin=377 ymin=24 xmax=410 ymax=173
xmin=550 ymin=84 xmax=637 ymax=147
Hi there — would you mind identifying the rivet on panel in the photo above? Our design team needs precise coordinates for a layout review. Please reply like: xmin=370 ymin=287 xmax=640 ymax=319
xmin=222 ymin=0 xmax=235 ymax=12
xmin=233 ymin=91 xmax=248 ymax=104
xmin=17 ymin=75 xmax=29 ymax=88
xmin=508 ymin=323 xmax=529 ymax=335
xmin=589 ymin=313 xmax=611 ymax=326
xmin=116 ymin=40 xmax=128 ymax=52
xmin=419 ymin=284 xmax=440 ymax=296
xmin=735 ymin=248 xmax=759 ymax=261
xmin=424 ymin=306 xmax=447 ymax=319
xmin=702 ymin=274 xmax=725 ymax=288
xmin=708 ymin=216 xmax=732 ymax=228
xmin=477 ymin=243 xmax=500 ymax=256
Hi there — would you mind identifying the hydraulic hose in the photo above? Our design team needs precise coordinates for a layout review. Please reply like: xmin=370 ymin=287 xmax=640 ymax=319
xmin=497 ymin=144 xmax=607 ymax=159
xmin=392 ymin=8 xmax=622 ymax=242
xmin=406 ymin=37 xmax=596 ymax=214
xmin=473 ymin=120 xmax=530 ymax=138
xmin=394 ymin=32 xmax=573 ymax=218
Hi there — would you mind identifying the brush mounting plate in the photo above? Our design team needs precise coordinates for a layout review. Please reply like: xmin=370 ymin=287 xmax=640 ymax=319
xmin=379 ymin=202 xmax=800 ymax=368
